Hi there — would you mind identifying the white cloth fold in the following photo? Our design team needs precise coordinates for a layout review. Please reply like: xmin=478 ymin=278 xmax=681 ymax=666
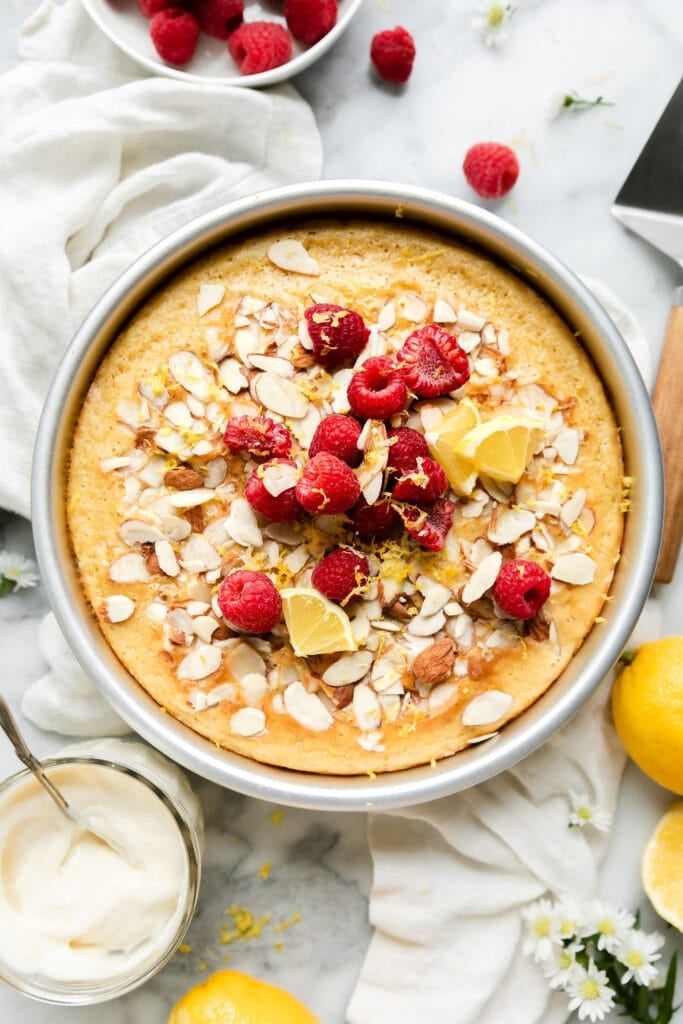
xmin=347 ymin=286 xmax=658 ymax=1024
xmin=0 ymin=0 xmax=323 ymax=518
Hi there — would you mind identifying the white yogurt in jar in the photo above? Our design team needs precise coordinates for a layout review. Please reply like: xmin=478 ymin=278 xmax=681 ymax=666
xmin=0 ymin=760 xmax=191 ymax=984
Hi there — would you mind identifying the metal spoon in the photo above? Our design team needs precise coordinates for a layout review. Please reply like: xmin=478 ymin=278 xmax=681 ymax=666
xmin=0 ymin=696 xmax=130 ymax=861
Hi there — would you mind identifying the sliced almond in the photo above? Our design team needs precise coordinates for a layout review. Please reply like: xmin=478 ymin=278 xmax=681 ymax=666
xmin=177 ymin=643 xmax=221 ymax=681
xmin=159 ymin=514 xmax=192 ymax=542
xmin=179 ymin=535 xmax=221 ymax=573
xmin=230 ymin=707 xmax=266 ymax=737
xmin=407 ymin=609 xmax=446 ymax=637
xmin=264 ymin=522 xmax=302 ymax=545
xmin=118 ymin=519 xmax=165 ymax=546
xmin=457 ymin=309 xmax=486 ymax=332
xmin=99 ymin=595 xmax=135 ymax=624
xmin=168 ymin=351 xmax=215 ymax=401
xmin=461 ymin=552 xmax=502 ymax=604
xmin=100 ymin=455 xmax=132 ymax=473
xmin=154 ymin=540 xmax=179 ymax=577
xmin=267 ymin=239 xmax=320 ymax=276
xmin=169 ymin=488 xmax=215 ymax=509
xmin=551 ymin=553 xmax=596 ymax=585
xmin=461 ymin=690 xmax=513 ymax=726
xmin=398 ymin=291 xmax=429 ymax=323
xmin=197 ymin=282 xmax=225 ymax=317
xmin=377 ymin=302 xmax=396 ymax=330
xmin=554 ymin=428 xmax=580 ymax=465
xmin=109 ymin=554 xmax=150 ymax=584
xmin=193 ymin=615 xmax=220 ymax=643
xmin=353 ymin=683 xmax=382 ymax=732
xmin=323 ymin=650 xmax=374 ymax=687
xmin=116 ymin=398 xmax=150 ymax=430
xmin=459 ymin=331 xmax=482 ymax=354
xmin=219 ymin=358 xmax=248 ymax=394
xmin=204 ymin=457 xmax=228 ymax=489
xmin=225 ymin=642 xmax=266 ymax=679
xmin=488 ymin=508 xmax=536 ymax=545
xmin=560 ymin=488 xmax=587 ymax=528
xmin=226 ymin=498 xmax=262 ymax=548
xmin=252 ymin=373 xmax=308 ymax=419
xmin=262 ymin=462 xmax=299 ymax=497
xmin=433 ymin=298 xmax=457 ymax=323
xmin=284 ymin=681 xmax=333 ymax=731
xmin=416 ymin=576 xmax=452 ymax=618
xmin=239 ymin=672 xmax=268 ymax=707
xmin=250 ymin=354 xmax=295 ymax=378
xmin=428 ymin=681 xmax=459 ymax=716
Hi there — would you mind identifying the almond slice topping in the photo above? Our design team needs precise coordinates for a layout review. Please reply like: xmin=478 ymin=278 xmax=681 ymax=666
xmin=267 ymin=239 xmax=320 ymax=276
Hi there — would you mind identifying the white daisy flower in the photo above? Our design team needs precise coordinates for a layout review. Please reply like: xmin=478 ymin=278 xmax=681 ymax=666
xmin=542 ymin=940 xmax=584 ymax=990
xmin=471 ymin=1 xmax=515 ymax=48
xmin=582 ymin=901 xmax=635 ymax=954
xmin=0 ymin=551 xmax=39 ymax=592
xmin=616 ymin=928 xmax=665 ymax=987
xmin=522 ymin=898 xmax=560 ymax=962
xmin=568 ymin=792 xmax=612 ymax=832
xmin=566 ymin=960 xmax=616 ymax=1022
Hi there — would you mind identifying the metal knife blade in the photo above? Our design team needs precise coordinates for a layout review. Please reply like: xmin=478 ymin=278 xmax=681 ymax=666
xmin=611 ymin=77 xmax=683 ymax=267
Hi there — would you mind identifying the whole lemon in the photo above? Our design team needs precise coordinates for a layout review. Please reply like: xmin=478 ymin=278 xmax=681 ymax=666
xmin=168 ymin=969 xmax=320 ymax=1024
xmin=612 ymin=637 xmax=683 ymax=793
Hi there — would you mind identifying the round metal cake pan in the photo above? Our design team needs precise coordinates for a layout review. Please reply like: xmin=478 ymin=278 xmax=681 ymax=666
xmin=31 ymin=181 xmax=663 ymax=812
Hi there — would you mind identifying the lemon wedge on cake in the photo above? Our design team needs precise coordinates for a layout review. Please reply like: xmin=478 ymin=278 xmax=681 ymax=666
xmin=425 ymin=399 xmax=480 ymax=495
xmin=281 ymin=587 xmax=356 ymax=657
xmin=454 ymin=413 xmax=545 ymax=484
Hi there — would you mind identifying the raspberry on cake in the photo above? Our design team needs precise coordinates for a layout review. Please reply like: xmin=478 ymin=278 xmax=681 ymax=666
xmin=311 ymin=549 xmax=370 ymax=603
xmin=347 ymin=357 xmax=408 ymax=420
xmin=305 ymin=303 xmax=369 ymax=369
xmin=399 ymin=324 xmax=470 ymax=397
xmin=391 ymin=456 xmax=448 ymax=504
xmin=68 ymin=219 xmax=625 ymax=776
xmin=387 ymin=426 xmax=430 ymax=474
xmin=309 ymin=414 xmax=363 ymax=467
xmin=493 ymin=559 xmax=551 ymax=620
xmin=223 ymin=415 xmax=293 ymax=459
xmin=244 ymin=460 xmax=301 ymax=522
xmin=295 ymin=452 xmax=361 ymax=515
xmin=218 ymin=570 xmax=282 ymax=633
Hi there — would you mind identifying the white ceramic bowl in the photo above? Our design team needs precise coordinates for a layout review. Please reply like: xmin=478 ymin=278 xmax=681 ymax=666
xmin=80 ymin=0 xmax=365 ymax=88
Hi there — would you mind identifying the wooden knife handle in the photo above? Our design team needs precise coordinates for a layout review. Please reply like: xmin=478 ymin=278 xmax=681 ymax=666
xmin=653 ymin=289 xmax=683 ymax=583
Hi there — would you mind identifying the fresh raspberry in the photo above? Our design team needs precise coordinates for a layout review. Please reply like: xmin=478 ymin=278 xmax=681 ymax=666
xmin=149 ymin=7 xmax=200 ymax=64
xmin=285 ymin=0 xmax=338 ymax=45
xmin=391 ymin=456 xmax=447 ymax=504
xmin=309 ymin=414 xmax=363 ymax=467
xmin=348 ymin=496 xmax=401 ymax=540
xmin=370 ymin=26 xmax=415 ymax=84
xmin=347 ymin=357 xmax=408 ymax=421
xmin=304 ymin=304 xmax=369 ymax=369
xmin=218 ymin=570 xmax=282 ymax=633
xmin=194 ymin=0 xmax=243 ymax=39
xmin=228 ymin=21 xmax=292 ymax=75
xmin=244 ymin=460 xmax=301 ymax=522
xmin=311 ymin=548 xmax=370 ymax=603
xmin=399 ymin=498 xmax=455 ymax=552
xmin=138 ymin=0 xmax=174 ymax=18
xmin=492 ymin=559 xmax=551 ymax=620
xmin=387 ymin=426 xmax=430 ymax=474
xmin=399 ymin=325 xmax=470 ymax=398
xmin=223 ymin=415 xmax=293 ymax=460
xmin=295 ymin=452 xmax=360 ymax=515
xmin=463 ymin=142 xmax=520 ymax=200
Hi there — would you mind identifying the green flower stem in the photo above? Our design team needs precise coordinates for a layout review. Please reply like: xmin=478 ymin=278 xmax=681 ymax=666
xmin=560 ymin=91 xmax=614 ymax=112
xmin=0 ymin=577 xmax=14 ymax=597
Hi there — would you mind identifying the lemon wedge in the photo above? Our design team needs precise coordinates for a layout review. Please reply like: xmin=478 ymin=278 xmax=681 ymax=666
xmin=281 ymin=587 xmax=356 ymax=657
xmin=454 ymin=414 xmax=545 ymax=484
xmin=425 ymin=399 xmax=480 ymax=495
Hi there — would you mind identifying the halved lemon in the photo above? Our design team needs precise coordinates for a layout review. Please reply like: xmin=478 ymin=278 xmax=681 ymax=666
xmin=642 ymin=802 xmax=683 ymax=932
xmin=424 ymin=399 xmax=480 ymax=495
xmin=454 ymin=414 xmax=546 ymax=484
xmin=281 ymin=588 xmax=356 ymax=657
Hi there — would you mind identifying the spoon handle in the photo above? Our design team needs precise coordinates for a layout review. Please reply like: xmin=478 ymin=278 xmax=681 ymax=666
xmin=0 ymin=696 xmax=72 ymax=816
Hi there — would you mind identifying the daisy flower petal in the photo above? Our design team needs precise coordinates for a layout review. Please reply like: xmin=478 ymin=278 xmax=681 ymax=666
xmin=0 ymin=551 xmax=39 ymax=591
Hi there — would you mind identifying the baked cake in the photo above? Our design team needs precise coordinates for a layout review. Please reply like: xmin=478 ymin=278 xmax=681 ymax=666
xmin=67 ymin=220 xmax=624 ymax=773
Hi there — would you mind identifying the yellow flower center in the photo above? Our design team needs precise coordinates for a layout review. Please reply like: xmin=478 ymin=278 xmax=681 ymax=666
xmin=533 ymin=917 xmax=551 ymax=937
xmin=597 ymin=918 xmax=614 ymax=935
xmin=627 ymin=951 xmax=645 ymax=967
xmin=580 ymin=979 xmax=600 ymax=1000
xmin=578 ymin=805 xmax=592 ymax=821
xmin=487 ymin=3 xmax=506 ymax=26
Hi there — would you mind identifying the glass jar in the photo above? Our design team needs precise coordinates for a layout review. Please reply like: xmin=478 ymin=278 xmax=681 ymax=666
xmin=0 ymin=755 xmax=201 ymax=1005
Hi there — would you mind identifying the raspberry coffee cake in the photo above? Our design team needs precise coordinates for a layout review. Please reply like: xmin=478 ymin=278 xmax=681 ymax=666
xmin=67 ymin=221 xmax=624 ymax=773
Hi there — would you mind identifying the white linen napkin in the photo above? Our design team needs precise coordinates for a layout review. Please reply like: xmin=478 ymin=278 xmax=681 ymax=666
xmin=0 ymin=0 xmax=322 ymax=519
xmin=347 ymin=284 xmax=657 ymax=1024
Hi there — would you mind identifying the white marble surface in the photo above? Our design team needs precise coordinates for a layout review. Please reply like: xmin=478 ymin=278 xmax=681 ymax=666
xmin=1 ymin=0 xmax=683 ymax=1021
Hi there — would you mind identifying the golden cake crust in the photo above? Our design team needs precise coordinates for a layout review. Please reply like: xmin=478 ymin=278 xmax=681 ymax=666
xmin=67 ymin=220 xmax=624 ymax=774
